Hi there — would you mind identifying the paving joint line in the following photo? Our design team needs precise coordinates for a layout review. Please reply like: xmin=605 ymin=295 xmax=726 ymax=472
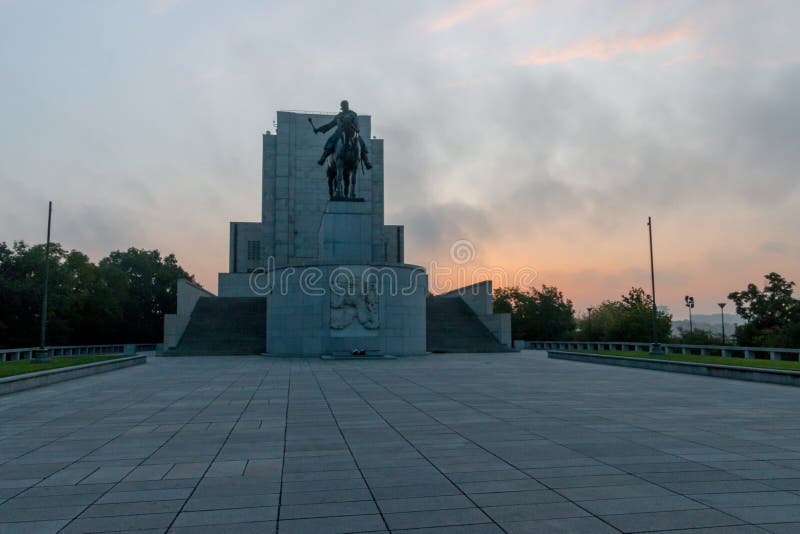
xmin=348 ymin=363 xmax=625 ymax=532
xmin=327 ymin=365 xmax=508 ymax=534
xmin=163 ymin=358 xmax=273 ymax=533
xmin=382 ymin=358 xmax=768 ymax=530
xmin=274 ymin=358 xmax=293 ymax=533
xmin=308 ymin=362 xmax=391 ymax=533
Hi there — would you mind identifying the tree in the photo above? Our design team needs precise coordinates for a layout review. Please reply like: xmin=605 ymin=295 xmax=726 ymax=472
xmin=99 ymin=248 xmax=194 ymax=343
xmin=576 ymin=287 xmax=672 ymax=342
xmin=0 ymin=241 xmax=118 ymax=347
xmin=0 ymin=241 xmax=45 ymax=347
xmin=672 ymin=328 xmax=722 ymax=345
xmin=0 ymin=242 xmax=193 ymax=348
xmin=728 ymin=272 xmax=800 ymax=347
xmin=494 ymin=285 xmax=576 ymax=340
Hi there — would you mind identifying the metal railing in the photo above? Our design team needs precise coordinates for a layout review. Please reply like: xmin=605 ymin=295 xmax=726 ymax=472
xmin=0 ymin=343 xmax=156 ymax=363
xmin=519 ymin=341 xmax=800 ymax=362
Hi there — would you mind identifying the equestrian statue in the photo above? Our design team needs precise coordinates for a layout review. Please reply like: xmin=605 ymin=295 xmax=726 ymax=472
xmin=309 ymin=100 xmax=372 ymax=200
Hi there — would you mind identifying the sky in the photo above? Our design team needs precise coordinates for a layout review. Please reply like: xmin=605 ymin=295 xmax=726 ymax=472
xmin=1 ymin=0 xmax=798 ymax=319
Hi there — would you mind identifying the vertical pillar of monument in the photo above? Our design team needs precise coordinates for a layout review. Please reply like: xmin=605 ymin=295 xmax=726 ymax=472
xmin=370 ymin=138 xmax=385 ymax=262
xmin=273 ymin=113 xmax=291 ymax=265
xmin=261 ymin=132 xmax=277 ymax=262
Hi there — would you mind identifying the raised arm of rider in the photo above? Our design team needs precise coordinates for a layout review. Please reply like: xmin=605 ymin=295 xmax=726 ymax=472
xmin=316 ymin=118 xmax=337 ymax=134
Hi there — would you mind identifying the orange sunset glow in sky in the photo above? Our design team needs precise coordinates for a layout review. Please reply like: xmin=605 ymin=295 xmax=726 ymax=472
xmin=1 ymin=0 xmax=798 ymax=319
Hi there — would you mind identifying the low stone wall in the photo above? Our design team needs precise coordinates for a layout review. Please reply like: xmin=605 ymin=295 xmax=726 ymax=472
xmin=438 ymin=280 xmax=512 ymax=349
xmin=523 ymin=341 xmax=800 ymax=362
xmin=548 ymin=351 xmax=800 ymax=387
xmin=0 ymin=355 xmax=147 ymax=395
xmin=163 ymin=279 xmax=216 ymax=349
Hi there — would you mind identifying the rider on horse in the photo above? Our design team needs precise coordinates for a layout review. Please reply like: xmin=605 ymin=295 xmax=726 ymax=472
xmin=312 ymin=100 xmax=373 ymax=170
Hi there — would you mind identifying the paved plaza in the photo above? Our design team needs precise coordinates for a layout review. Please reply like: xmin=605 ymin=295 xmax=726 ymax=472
xmin=1 ymin=351 xmax=800 ymax=533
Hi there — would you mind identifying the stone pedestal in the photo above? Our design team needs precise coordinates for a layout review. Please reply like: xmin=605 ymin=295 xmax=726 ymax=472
xmin=318 ymin=201 xmax=373 ymax=264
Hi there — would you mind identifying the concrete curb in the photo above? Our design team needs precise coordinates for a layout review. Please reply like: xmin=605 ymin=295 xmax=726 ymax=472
xmin=320 ymin=355 xmax=397 ymax=360
xmin=548 ymin=351 xmax=800 ymax=387
xmin=0 ymin=355 xmax=147 ymax=395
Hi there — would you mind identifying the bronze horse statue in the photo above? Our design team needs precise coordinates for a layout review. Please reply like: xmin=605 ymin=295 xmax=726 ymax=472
xmin=309 ymin=101 xmax=371 ymax=200
xmin=325 ymin=127 xmax=361 ymax=199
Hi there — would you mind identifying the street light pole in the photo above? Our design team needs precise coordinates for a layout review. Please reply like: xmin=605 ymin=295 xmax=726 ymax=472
xmin=647 ymin=217 xmax=664 ymax=354
xmin=34 ymin=201 xmax=53 ymax=362
xmin=684 ymin=295 xmax=694 ymax=334
xmin=718 ymin=302 xmax=726 ymax=345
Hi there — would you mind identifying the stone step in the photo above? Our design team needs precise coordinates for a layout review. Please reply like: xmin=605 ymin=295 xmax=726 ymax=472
xmin=175 ymin=295 xmax=506 ymax=355
xmin=174 ymin=297 xmax=266 ymax=356
xmin=426 ymin=296 xmax=508 ymax=353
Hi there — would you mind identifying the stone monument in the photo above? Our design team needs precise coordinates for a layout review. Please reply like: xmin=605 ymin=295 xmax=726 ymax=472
xmin=163 ymin=103 xmax=511 ymax=356
xmin=218 ymin=106 xmax=427 ymax=356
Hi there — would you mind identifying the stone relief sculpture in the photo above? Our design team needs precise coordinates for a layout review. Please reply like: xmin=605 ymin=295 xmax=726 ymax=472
xmin=330 ymin=278 xmax=380 ymax=331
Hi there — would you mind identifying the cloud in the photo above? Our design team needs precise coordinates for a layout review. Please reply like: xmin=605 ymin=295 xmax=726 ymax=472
xmin=759 ymin=241 xmax=800 ymax=259
xmin=520 ymin=25 xmax=692 ymax=65
xmin=198 ymin=66 xmax=226 ymax=81
xmin=663 ymin=51 xmax=704 ymax=67
xmin=2 ymin=0 xmax=799 ymax=315
xmin=398 ymin=202 xmax=495 ymax=256
xmin=424 ymin=0 xmax=506 ymax=32
xmin=149 ymin=0 xmax=186 ymax=16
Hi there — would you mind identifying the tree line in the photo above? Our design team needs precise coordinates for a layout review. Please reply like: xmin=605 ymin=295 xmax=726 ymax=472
xmin=0 ymin=241 xmax=192 ymax=349
xmin=494 ymin=272 xmax=800 ymax=348
xmin=3 ymin=239 xmax=798 ymax=350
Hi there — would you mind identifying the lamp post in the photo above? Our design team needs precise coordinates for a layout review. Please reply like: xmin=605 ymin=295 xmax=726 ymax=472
xmin=647 ymin=217 xmax=664 ymax=354
xmin=34 ymin=201 xmax=53 ymax=363
xmin=718 ymin=302 xmax=726 ymax=345
xmin=684 ymin=295 xmax=694 ymax=334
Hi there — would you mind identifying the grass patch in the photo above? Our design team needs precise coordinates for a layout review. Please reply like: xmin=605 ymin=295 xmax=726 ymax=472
xmin=574 ymin=350 xmax=800 ymax=372
xmin=0 ymin=355 xmax=124 ymax=378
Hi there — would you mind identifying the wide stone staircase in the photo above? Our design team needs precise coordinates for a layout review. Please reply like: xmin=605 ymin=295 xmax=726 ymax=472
xmin=173 ymin=297 xmax=266 ymax=355
xmin=426 ymin=295 xmax=509 ymax=353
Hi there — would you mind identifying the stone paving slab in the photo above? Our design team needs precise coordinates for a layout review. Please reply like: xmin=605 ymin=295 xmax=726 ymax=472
xmin=1 ymin=350 xmax=800 ymax=532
